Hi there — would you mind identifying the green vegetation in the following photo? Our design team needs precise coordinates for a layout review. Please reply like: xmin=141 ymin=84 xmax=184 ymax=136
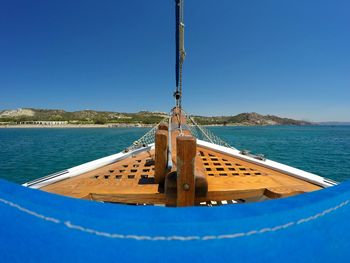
xmin=192 ymin=112 xmax=311 ymax=126
xmin=0 ymin=108 xmax=311 ymax=126
xmin=93 ymin=116 xmax=108 ymax=125
xmin=0 ymin=109 xmax=169 ymax=125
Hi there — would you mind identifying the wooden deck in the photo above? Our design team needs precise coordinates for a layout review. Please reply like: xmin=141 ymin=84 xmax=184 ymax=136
xmin=41 ymin=144 xmax=321 ymax=205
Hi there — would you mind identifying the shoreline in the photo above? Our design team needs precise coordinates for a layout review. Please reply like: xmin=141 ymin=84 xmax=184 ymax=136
xmin=0 ymin=124 xmax=154 ymax=129
xmin=0 ymin=123 xmax=317 ymax=129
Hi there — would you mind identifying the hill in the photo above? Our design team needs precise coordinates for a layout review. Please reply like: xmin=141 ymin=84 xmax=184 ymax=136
xmin=192 ymin=112 xmax=311 ymax=126
xmin=0 ymin=108 xmax=311 ymax=126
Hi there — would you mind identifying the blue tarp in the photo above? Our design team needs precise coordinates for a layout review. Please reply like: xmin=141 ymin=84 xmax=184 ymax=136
xmin=0 ymin=178 xmax=349 ymax=262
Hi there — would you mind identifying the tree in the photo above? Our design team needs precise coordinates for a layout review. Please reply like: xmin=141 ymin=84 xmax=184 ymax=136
xmin=93 ymin=117 xmax=107 ymax=125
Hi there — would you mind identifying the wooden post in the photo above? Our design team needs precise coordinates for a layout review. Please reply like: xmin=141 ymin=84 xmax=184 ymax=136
xmin=176 ymin=135 xmax=196 ymax=206
xmin=154 ymin=130 xmax=168 ymax=184
xmin=158 ymin=122 xmax=169 ymax=131
xmin=194 ymin=156 xmax=208 ymax=198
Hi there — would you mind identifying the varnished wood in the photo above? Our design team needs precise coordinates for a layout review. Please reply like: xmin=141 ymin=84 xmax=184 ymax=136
xmin=165 ymin=124 xmax=208 ymax=199
xmin=171 ymin=107 xmax=186 ymax=127
xmin=199 ymin=147 xmax=320 ymax=193
xmin=158 ymin=122 xmax=169 ymax=131
xmin=154 ymin=130 xmax=168 ymax=183
xmin=41 ymin=145 xmax=322 ymax=205
xmin=264 ymin=187 xmax=305 ymax=199
xmin=194 ymin=154 xmax=208 ymax=197
xmin=196 ymin=189 xmax=265 ymax=203
xmin=176 ymin=136 xmax=196 ymax=207
xmin=89 ymin=193 xmax=168 ymax=205
xmin=41 ymin=149 xmax=158 ymax=199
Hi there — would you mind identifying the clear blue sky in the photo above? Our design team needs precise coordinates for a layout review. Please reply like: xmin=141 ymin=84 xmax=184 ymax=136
xmin=0 ymin=0 xmax=349 ymax=121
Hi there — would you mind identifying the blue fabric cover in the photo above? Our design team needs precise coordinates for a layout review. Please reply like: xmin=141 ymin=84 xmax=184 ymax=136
xmin=0 ymin=178 xmax=349 ymax=262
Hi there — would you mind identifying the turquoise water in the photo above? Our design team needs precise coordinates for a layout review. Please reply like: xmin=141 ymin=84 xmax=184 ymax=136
xmin=0 ymin=126 xmax=349 ymax=184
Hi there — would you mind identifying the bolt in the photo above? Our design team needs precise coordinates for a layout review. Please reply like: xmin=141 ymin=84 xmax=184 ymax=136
xmin=183 ymin=183 xmax=190 ymax=191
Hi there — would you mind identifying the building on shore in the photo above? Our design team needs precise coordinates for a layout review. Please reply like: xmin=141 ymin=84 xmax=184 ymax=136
xmin=19 ymin=121 xmax=68 ymax=125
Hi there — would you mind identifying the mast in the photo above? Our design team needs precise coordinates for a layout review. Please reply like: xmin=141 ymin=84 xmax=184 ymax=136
xmin=174 ymin=0 xmax=186 ymax=111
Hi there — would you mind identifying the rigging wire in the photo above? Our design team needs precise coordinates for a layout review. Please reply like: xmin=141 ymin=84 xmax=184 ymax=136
xmin=174 ymin=0 xmax=186 ymax=127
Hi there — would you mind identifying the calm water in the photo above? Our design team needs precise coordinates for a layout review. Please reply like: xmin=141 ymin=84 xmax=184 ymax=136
xmin=0 ymin=126 xmax=349 ymax=184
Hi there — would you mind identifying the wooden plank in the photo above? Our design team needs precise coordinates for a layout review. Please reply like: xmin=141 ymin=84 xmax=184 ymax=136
xmin=206 ymin=176 xmax=282 ymax=191
xmin=154 ymin=130 xmax=168 ymax=183
xmin=194 ymin=154 xmax=208 ymax=197
xmin=196 ymin=189 xmax=265 ymax=203
xmin=176 ymin=135 xmax=196 ymax=206
xmin=264 ymin=186 xmax=306 ymax=199
xmin=89 ymin=193 xmax=168 ymax=205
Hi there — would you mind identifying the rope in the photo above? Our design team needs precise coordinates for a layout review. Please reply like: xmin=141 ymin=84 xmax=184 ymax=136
xmin=183 ymin=112 xmax=236 ymax=149
xmin=125 ymin=116 xmax=170 ymax=152
xmin=174 ymin=0 xmax=185 ymax=123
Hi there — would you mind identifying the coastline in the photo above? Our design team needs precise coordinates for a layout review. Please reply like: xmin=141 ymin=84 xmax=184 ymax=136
xmin=0 ymin=123 xmax=315 ymax=129
xmin=0 ymin=124 xmax=154 ymax=129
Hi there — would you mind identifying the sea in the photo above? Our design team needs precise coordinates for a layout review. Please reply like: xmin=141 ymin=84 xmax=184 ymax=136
xmin=0 ymin=126 xmax=349 ymax=184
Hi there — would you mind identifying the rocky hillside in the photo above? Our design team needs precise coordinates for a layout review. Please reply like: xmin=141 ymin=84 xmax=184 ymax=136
xmin=192 ymin=112 xmax=311 ymax=126
xmin=0 ymin=108 xmax=311 ymax=126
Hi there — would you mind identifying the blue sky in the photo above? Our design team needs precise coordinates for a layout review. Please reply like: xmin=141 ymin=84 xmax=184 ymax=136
xmin=0 ymin=0 xmax=349 ymax=121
